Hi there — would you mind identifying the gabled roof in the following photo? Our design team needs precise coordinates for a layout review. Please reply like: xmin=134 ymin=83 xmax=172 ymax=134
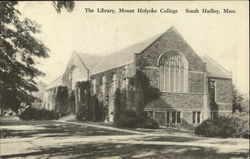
xmin=201 ymin=55 xmax=232 ymax=79
xmin=77 ymin=32 xmax=163 ymax=75
xmin=46 ymin=31 xmax=164 ymax=89
xmin=46 ymin=75 xmax=63 ymax=90
xmin=77 ymin=53 xmax=102 ymax=71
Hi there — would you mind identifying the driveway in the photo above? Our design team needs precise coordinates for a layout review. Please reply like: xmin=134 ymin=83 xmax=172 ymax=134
xmin=0 ymin=117 xmax=249 ymax=159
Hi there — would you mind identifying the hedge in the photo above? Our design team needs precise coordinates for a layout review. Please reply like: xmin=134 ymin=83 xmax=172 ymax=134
xmin=19 ymin=107 xmax=58 ymax=120
xmin=195 ymin=112 xmax=249 ymax=138
xmin=114 ymin=110 xmax=159 ymax=129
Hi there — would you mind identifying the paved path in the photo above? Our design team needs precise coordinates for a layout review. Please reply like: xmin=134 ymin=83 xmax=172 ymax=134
xmin=59 ymin=120 xmax=148 ymax=135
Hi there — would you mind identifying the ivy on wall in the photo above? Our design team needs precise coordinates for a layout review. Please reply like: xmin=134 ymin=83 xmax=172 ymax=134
xmin=75 ymin=81 xmax=105 ymax=121
xmin=54 ymin=86 xmax=68 ymax=116
xmin=113 ymin=69 xmax=160 ymax=121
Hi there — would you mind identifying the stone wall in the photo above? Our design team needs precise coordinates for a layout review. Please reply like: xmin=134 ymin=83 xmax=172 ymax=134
xmin=160 ymin=92 xmax=204 ymax=110
xmin=211 ymin=77 xmax=233 ymax=114
xmin=89 ymin=62 xmax=136 ymax=121
xmin=135 ymin=27 xmax=206 ymax=72
xmin=188 ymin=72 xmax=205 ymax=93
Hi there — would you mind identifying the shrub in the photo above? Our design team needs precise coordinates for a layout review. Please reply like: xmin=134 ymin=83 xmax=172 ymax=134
xmin=114 ymin=110 xmax=138 ymax=128
xmin=114 ymin=110 xmax=159 ymax=129
xmin=195 ymin=113 xmax=249 ymax=138
xmin=76 ymin=111 xmax=85 ymax=121
xmin=19 ymin=107 xmax=58 ymax=120
xmin=141 ymin=118 xmax=159 ymax=129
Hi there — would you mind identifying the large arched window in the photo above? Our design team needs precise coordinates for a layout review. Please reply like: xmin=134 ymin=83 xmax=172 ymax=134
xmin=158 ymin=51 xmax=188 ymax=93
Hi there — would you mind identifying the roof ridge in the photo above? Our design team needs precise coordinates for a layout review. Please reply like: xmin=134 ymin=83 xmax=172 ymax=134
xmin=76 ymin=51 xmax=102 ymax=57
xmin=47 ymin=75 xmax=62 ymax=86
xmin=73 ymin=51 xmax=90 ymax=71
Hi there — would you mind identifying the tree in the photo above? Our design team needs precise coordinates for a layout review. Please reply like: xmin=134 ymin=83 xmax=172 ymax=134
xmin=232 ymin=86 xmax=244 ymax=113
xmin=52 ymin=1 xmax=75 ymax=13
xmin=0 ymin=1 xmax=49 ymax=111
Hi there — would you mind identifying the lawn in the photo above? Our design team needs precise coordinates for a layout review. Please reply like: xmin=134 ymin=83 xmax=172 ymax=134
xmin=1 ymin=117 xmax=249 ymax=159
xmin=0 ymin=117 xmax=133 ymax=139
xmin=1 ymin=142 xmax=248 ymax=159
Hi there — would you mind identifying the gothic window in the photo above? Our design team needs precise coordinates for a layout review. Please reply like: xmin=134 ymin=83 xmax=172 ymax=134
xmin=121 ymin=66 xmax=129 ymax=89
xmin=158 ymin=51 xmax=188 ymax=93
xmin=70 ymin=66 xmax=81 ymax=90
xmin=92 ymin=79 xmax=96 ymax=95
xmin=112 ymin=74 xmax=117 ymax=92
xmin=101 ymin=75 xmax=106 ymax=96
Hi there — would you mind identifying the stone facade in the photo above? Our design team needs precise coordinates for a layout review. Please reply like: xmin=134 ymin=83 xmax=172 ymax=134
xmin=44 ymin=26 xmax=233 ymax=127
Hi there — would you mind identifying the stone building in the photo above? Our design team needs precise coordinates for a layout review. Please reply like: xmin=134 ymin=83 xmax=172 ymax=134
xmin=43 ymin=26 xmax=233 ymax=127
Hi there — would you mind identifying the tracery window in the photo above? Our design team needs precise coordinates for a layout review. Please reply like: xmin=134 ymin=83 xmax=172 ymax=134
xmin=158 ymin=51 xmax=188 ymax=93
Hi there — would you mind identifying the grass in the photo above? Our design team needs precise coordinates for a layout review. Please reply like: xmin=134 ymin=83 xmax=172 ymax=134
xmin=1 ymin=117 xmax=248 ymax=159
xmin=1 ymin=143 xmax=248 ymax=159
xmin=0 ymin=117 xmax=133 ymax=139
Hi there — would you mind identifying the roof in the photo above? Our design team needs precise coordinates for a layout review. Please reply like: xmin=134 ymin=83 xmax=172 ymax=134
xmin=77 ymin=53 xmax=102 ymax=71
xmin=77 ymin=32 xmax=163 ymax=75
xmin=46 ymin=75 xmax=63 ymax=90
xmin=201 ymin=55 xmax=232 ymax=79
xmin=46 ymin=26 xmax=232 ymax=89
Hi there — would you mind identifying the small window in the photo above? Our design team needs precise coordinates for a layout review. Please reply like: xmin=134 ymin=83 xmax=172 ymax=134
xmin=172 ymin=112 xmax=176 ymax=123
xmin=167 ymin=112 xmax=170 ymax=123
xmin=192 ymin=112 xmax=196 ymax=123
xmin=177 ymin=112 xmax=181 ymax=123
xmin=193 ymin=111 xmax=201 ymax=124
xmin=197 ymin=112 xmax=201 ymax=123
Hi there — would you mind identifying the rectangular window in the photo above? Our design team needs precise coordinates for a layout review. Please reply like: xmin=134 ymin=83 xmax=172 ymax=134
xmin=192 ymin=112 xmax=196 ymax=123
xmin=193 ymin=111 xmax=201 ymax=124
xmin=78 ymin=89 xmax=81 ymax=102
xmin=177 ymin=112 xmax=181 ymax=123
xmin=172 ymin=112 xmax=176 ymax=123
xmin=197 ymin=112 xmax=201 ymax=123
xmin=167 ymin=111 xmax=170 ymax=123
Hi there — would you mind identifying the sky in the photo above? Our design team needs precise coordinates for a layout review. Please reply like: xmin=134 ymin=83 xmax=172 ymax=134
xmin=17 ymin=1 xmax=249 ymax=94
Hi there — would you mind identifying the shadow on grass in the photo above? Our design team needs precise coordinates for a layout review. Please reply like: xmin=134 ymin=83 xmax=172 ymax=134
xmin=1 ymin=142 xmax=248 ymax=159
xmin=136 ymin=136 xmax=201 ymax=142
xmin=0 ymin=117 xmax=133 ymax=139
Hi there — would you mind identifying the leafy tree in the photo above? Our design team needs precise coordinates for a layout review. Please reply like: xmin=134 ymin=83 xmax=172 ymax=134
xmin=52 ymin=1 xmax=75 ymax=13
xmin=0 ymin=1 xmax=49 ymax=111
xmin=232 ymin=86 xmax=244 ymax=113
